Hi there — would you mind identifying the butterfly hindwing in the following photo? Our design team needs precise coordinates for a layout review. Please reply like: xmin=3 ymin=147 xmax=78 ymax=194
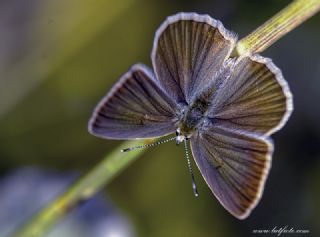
xmin=191 ymin=121 xmax=272 ymax=219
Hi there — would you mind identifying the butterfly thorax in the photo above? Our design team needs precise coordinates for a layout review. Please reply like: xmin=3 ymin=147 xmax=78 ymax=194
xmin=177 ymin=87 xmax=215 ymax=143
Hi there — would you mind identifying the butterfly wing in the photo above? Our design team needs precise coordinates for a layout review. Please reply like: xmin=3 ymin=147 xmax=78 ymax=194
xmin=88 ymin=64 xmax=178 ymax=140
xmin=209 ymin=54 xmax=293 ymax=136
xmin=152 ymin=13 xmax=237 ymax=104
xmin=191 ymin=122 xmax=272 ymax=219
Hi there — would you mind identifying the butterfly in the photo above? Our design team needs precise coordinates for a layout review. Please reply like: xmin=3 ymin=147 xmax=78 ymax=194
xmin=88 ymin=12 xmax=293 ymax=219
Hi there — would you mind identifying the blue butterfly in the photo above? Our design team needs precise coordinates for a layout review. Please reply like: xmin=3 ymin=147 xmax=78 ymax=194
xmin=88 ymin=13 xmax=293 ymax=219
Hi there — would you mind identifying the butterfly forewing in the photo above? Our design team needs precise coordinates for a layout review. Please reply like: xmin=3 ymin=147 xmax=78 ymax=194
xmin=152 ymin=13 xmax=237 ymax=104
xmin=191 ymin=122 xmax=272 ymax=219
xmin=88 ymin=64 xmax=178 ymax=139
xmin=209 ymin=55 xmax=293 ymax=136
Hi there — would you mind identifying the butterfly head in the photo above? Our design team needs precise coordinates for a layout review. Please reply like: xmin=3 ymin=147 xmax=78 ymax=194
xmin=175 ymin=128 xmax=191 ymax=145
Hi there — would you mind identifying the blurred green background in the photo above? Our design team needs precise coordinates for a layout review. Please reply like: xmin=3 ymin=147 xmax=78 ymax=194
xmin=0 ymin=0 xmax=320 ymax=236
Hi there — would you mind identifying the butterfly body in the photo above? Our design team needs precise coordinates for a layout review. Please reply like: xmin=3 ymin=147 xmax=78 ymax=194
xmin=177 ymin=59 xmax=235 ymax=143
xmin=89 ymin=13 xmax=293 ymax=219
xmin=177 ymin=89 xmax=215 ymax=143
xmin=177 ymin=99 xmax=208 ymax=139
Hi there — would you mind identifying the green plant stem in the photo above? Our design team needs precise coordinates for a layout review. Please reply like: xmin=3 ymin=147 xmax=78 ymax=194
xmin=15 ymin=1 xmax=320 ymax=237
xmin=236 ymin=0 xmax=320 ymax=55
xmin=14 ymin=139 xmax=153 ymax=237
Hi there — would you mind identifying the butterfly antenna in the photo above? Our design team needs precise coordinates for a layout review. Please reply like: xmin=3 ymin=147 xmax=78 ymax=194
xmin=184 ymin=139 xmax=199 ymax=197
xmin=121 ymin=136 xmax=176 ymax=152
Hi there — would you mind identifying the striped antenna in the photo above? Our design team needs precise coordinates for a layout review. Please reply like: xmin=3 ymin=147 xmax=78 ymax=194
xmin=184 ymin=139 xmax=199 ymax=197
xmin=121 ymin=136 xmax=176 ymax=152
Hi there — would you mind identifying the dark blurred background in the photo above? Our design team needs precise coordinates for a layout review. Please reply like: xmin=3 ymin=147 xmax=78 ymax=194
xmin=0 ymin=0 xmax=319 ymax=236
